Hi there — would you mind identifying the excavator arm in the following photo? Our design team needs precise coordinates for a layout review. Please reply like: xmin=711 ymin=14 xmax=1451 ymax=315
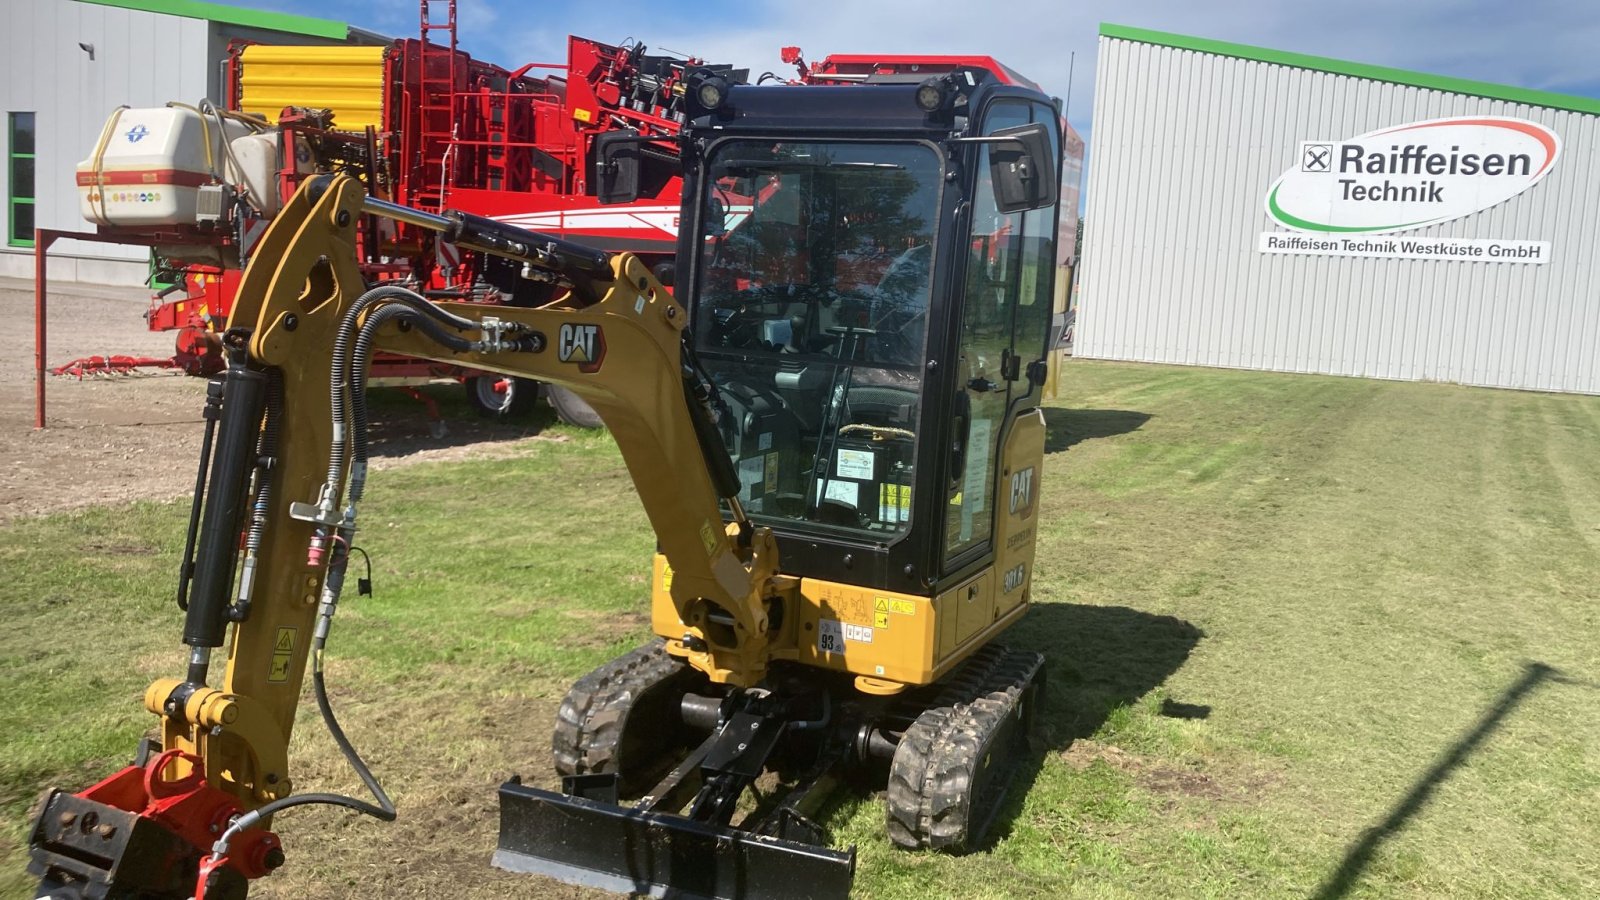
xmin=27 ymin=174 xmax=783 ymax=898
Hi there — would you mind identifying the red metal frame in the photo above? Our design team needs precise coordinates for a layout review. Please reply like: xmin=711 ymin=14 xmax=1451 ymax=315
xmin=47 ymin=1 xmax=1043 ymax=414
xmin=796 ymin=51 xmax=1039 ymax=90
xmin=96 ymin=12 xmax=722 ymax=394
xmin=33 ymin=226 xmax=214 ymax=427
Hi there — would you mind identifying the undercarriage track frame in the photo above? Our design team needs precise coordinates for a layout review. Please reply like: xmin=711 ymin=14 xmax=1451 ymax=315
xmin=494 ymin=641 xmax=1046 ymax=900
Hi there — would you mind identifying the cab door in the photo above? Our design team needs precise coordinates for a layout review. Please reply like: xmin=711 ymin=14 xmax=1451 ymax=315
xmin=940 ymin=97 xmax=1061 ymax=643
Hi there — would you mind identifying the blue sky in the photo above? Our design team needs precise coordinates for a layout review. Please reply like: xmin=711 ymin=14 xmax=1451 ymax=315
xmin=242 ymin=0 xmax=1600 ymax=168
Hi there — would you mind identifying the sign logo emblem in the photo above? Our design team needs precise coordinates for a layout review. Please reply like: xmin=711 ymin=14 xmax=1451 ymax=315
xmin=1301 ymin=143 xmax=1332 ymax=172
xmin=557 ymin=323 xmax=605 ymax=373
xmin=125 ymin=124 xmax=149 ymax=144
xmin=1009 ymin=467 xmax=1035 ymax=519
xmin=1266 ymin=116 xmax=1561 ymax=235
xmin=1003 ymin=563 xmax=1026 ymax=594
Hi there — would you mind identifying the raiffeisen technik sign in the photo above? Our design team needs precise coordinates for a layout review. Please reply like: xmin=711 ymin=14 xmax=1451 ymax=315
xmin=1260 ymin=116 xmax=1561 ymax=264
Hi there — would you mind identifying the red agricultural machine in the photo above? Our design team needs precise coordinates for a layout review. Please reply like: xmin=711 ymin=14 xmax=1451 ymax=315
xmin=72 ymin=1 xmax=748 ymax=424
xmin=66 ymin=0 xmax=1079 ymax=424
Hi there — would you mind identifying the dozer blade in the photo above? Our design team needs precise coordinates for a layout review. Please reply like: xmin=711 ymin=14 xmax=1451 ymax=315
xmin=493 ymin=781 xmax=855 ymax=900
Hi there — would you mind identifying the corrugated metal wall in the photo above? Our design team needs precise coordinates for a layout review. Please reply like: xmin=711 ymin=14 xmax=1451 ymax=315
xmin=1077 ymin=36 xmax=1600 ymax=393
xmin=1 ymin=1 xmax=349 ymax=279
xmin=1 ymin=0 xmax=211 ymax=265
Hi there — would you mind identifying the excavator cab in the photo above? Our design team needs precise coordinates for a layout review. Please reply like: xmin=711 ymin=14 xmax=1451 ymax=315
xmin=672 ymin=77 xmax=1063 ymax=683
xmin=685 ymin=99 xmax=1059 ymax=599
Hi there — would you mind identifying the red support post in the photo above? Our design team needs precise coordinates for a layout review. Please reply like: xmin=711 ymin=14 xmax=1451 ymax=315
xmin=34 ymin=229 xmax=54 ymax=429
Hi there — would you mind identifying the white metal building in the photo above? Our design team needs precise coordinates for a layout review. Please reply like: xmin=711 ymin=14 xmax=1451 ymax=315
xmin=1 ymin=0 xmax=370 ymax=283
xmin=1077 ymin=24 xmax=1600 ymax=394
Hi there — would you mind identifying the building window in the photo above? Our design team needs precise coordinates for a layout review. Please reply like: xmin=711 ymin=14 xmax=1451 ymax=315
xmin=9 ymin=112 xmax=36 ymax=248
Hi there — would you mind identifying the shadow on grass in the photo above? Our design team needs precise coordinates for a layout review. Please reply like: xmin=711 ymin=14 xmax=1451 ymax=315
xmin=360 ymin=383 xmax=557 ymax=459
xmin=988 ymin=602 xmax=1206 ymax=843
xmin=1043 ymin=407 xmax=1152 ymax=453
xmin=1313 ymin=661 xmax=1582 ymax=899
xmin=1015 ymin=602 xmax=1207 ymax=745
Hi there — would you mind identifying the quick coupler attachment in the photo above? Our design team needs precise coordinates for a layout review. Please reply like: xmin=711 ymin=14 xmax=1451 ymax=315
xmin=493 ymin=778 xmax=855 ymax=900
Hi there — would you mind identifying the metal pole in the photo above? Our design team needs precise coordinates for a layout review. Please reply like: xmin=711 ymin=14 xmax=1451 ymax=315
xmin=360 ymin=194 xmax=452 ymax=232
xmin=34 ymin=229 xmax=51 ymax=429
xmin=1064 ymin=52 xmax=1075 ymax=123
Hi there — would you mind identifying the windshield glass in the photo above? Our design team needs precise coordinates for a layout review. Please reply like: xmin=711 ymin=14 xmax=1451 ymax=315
xmin=693 ymin=140 xmax=942 ymax=540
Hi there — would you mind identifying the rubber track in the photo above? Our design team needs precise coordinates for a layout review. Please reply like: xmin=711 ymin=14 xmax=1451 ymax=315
xmin=551 ymin=639 xmax=688 ymax=789
xmin=884 ymin=645 xmax=1044 ymax=852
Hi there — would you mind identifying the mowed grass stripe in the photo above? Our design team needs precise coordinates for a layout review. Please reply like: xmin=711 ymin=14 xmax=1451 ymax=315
xmin=2 ymin=361 xmax=1597 ymax=899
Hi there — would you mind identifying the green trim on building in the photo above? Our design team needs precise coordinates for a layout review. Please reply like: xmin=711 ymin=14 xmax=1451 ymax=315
xmin=1099 ymin=23 xmax=1600 ymax=117
xmin=76 ymin=0 xmax=347 ymax=41
xmin=8 ymin=112 xmax=36 ymax=249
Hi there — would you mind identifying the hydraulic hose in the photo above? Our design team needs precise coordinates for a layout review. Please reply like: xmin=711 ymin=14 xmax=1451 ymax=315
xmin=165 ymin=102 xmax=217 ymax=182
xmin=176 ymin=377 xmax=225 ymax=612
xmin=232 ymin=371 xmax=283 ymax=622
xmin=349 ymin=306 xmax=476 ymax=505
xmin=208 ymin=603 xmax=395 ymax=865
xmin=325 ymin=286 xmax=478 ymax=496
xmin=200 ymin=99 xmax=250 ymax=188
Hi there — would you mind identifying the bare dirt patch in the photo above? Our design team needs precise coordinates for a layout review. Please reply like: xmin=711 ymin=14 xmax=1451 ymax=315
xmin=250 ymin=680 xmax=611 ymax=899
xmin=1061 ymin=739 xmax=1282 ymax=806
xmin=561 ymin=607 xmax=652 ymax=648
xmin=0 ymin=278 xmax=558 ymax=523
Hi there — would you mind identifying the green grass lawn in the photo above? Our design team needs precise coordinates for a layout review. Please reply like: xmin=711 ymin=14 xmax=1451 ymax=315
xmin=3 ymin=359 xmax=1597 ymax=898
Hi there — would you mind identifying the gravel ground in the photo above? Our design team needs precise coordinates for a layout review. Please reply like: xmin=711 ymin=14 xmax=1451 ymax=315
xmin=0 ymin=277 xmax=552 ymax=523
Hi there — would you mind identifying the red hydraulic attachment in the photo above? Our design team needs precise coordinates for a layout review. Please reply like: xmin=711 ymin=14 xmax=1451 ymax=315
xmin=29 ymin=749 xmax=283 ymax=893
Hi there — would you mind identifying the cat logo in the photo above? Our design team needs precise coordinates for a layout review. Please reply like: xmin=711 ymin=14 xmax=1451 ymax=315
xmin=557 ymin=323 xmax=606 ymax=373
xmin=1009 ymin=466 xmax=1035 ymax=519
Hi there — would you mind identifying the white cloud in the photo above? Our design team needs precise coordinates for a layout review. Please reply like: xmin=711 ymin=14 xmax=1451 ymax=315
xmin=256 ymin=0 xmax=1599 ymax=213
xmin=454 ymin=0 xmax=1600 ymax=145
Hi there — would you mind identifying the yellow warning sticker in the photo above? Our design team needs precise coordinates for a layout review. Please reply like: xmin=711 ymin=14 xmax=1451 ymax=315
xmin=877 ymin=483 xmax=912 ymax=524
xmin=764 ymin=453 xmax=779 ymax=494
xmin=874 ymin=597 xmax=915 ymax=616
xmin=700 ymin=521 xmax=719 ymax=557
xmin=661 ymin=561 xmax=673 ymax=591
xmin=268 ymin=627 xmax=296 ymax=683
xmin=874 ymin=612 xmax=891 ymax=629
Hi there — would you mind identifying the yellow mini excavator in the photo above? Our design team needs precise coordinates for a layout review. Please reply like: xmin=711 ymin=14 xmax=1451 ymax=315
xmin=27 ymin=70 xmax=1064 ymax=899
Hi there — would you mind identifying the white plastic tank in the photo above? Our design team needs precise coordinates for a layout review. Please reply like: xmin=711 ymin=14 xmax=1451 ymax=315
xmin=77 ymin=106 xmax=252 ymax=226
xmin=228 ymin=132 xmax=281 ymax=217
xmin=227 ymin=131 xmax=315 ymax=218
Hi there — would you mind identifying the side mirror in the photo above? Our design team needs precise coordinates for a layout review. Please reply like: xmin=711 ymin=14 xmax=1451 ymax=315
xmin=595 ymin=130 xmax=642 ymax=205
xmin=987 ymin=122 xmax=1057 ymax=214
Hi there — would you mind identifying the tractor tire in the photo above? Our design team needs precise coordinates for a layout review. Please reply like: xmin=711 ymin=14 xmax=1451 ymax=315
xmin=465 ymin=375 xmax=539 ymax=419
xmin=552 ymin=639 xmax=703 ymax=797
xmin=885 ymin=645 xmax=1044 ymax=853
xmin=545 ymin=384 xmax=605 ymax=429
